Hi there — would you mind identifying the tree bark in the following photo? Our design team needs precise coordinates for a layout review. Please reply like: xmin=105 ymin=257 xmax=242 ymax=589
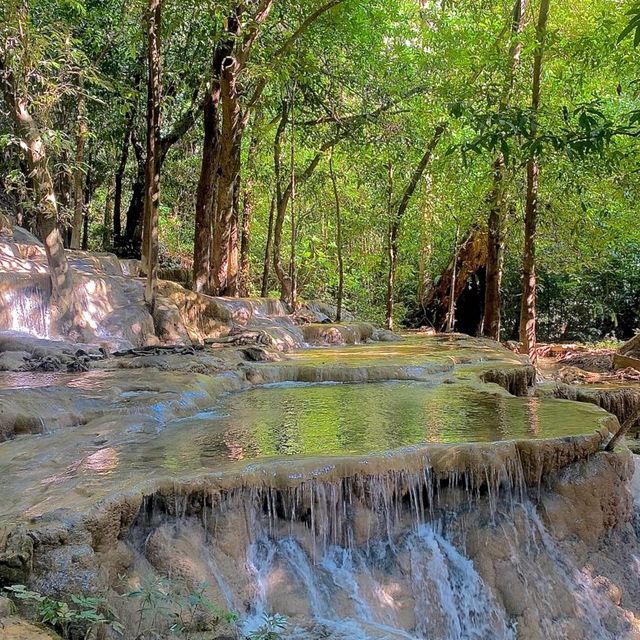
xmin=103 ymin=181 xmax=114 ymax=251
xmin=0 ymin=49 xmax=81 ymax=334
xmin=329 ymin=150 xmax=344 ymax=322
xmin=483 ymin=0 xmax=528 ymax=340
xmin=386 ymin=125 xmax=445 ymax=330
xmin=446 ymin=222 xmax=461 ymax=333
xmin=123 ymin=129 xmax=145 ymax=255
xmin=70 ymin=76 xmax=87 ymax=249
xmin=261 ymin=193 xmax=276 ymax=296
xmin=288 ymin=87 xmax=298 ymax=309
xmin=483 ymin=155 xmax=505 ymax=338
xmin=193 ymin=86 xmax=219 ymax=293
xmin=416 ymin=176 xmax=434 ymax=310
xmin=210 ymin=55 xmax=241 ymax=296
xmin=385 ymin=163 xmax=396 ymax=330
xmin=113 ymin=119 xmax=132 ymax=241
xmin=143 ymin=0 xmax=162 ymax=309
xmin=239 ymin=133 xmax=258 ymax=297
xmin=520 ymin=0 xmax=550 ymax=363
xmin=273 ymin=100 xmax=293 ymax=305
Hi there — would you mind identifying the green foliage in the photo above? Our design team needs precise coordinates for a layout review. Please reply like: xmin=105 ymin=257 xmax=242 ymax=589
xmin=247 ymin=612 xmax=288 ymax=640
xmin=619 ymin=2 xmax=640 ymax=46
xmin=3 ymin=584 xmax=124 ymax=639
xmin=2 ymin=0 xmax=640 ymax=339
xmin=126 ymin=576 xmax=237 ymax=639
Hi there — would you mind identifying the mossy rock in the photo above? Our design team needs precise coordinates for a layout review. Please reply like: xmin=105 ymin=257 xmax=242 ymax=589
xmin=0 ymin=616 xmax=62 ymax=639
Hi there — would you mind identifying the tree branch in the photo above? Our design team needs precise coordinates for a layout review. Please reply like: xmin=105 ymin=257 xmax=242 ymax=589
xmin=158 ymin=84 xmax=203 ymax=164
xmin=237 ymin=0 xmax=275 ymax=69
xmin=243 ymin=0 xmax=345 ymax=121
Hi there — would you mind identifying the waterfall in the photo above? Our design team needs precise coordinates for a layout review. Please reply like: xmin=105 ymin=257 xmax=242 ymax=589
xmin=127 ymin=451 xmax=638 ymax=639
xmin=3 ymin=281 xmax=51 ymax=338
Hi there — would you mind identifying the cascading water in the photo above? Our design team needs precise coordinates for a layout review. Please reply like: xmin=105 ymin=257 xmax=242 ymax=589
xmin=4 ymin=282 xmax=51 ymax=338
xmin=240 ymin=526 xmax=515 ymax=640
xmin=126 ymin=449 xmax=639 ymax=640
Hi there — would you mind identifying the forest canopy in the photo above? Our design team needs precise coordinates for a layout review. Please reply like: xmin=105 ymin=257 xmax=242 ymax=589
xmin=1 ymin=0 xmax=639 ymax=350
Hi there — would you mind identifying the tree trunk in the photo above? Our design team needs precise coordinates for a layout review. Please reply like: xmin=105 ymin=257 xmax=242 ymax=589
xmin=483 ymin=155 xmax=505 ymax=338
xmin=238 ymin=142 xmax=256 ymax=297
xmin=520 ymin=0 xmax=550 ymax=363
xmin=273 ymin=101 xmax=294 ymax=305
xmin=193 ymin=86 xmax=220 ymax=293
xmin=417 ymin=176 xmax=434 ymax=309
xmin=261 ymin=193 xmax=276 ymax=296
xmin=329 ymin=150 xmax=344 ymax=322
xmin=386 ymin=125 xmax=445 ymax=330
xmin=103 ymin=181 xmax=114 ymax=251
xmin=606 ymin=407 xmax=640 ymax=452
xmin=123 ymin=130 xmax=145 ymax=256
xmin=81 ymin=194 xmax=89 ymax=250
xmin=211 ymin=56 xmax=241 ymax=296
xmin=113 ymin=122 xmax=132 ymax=241
xmin=483 ymin=0 xmax=528 ymax=340
xmin=70 ymin=78 xmax=87 ymax=249
xmin=0 ymin=49 xmax=81 ymax=333
xmin=288 ymin=88 xmax=297 ymax=310
xmin=143 ymin=0 xmax=162 ymax=309
xmin=446 ymin=222 xmax=461 ymax=333
xmin=385 ymin=163 xmax=396 ymax=330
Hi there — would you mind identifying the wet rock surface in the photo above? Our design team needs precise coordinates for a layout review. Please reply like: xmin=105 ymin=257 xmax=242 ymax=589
xmin=0 ymin=325 xmax=639 ymax=639
xmin=0 ymin=616 xmax=61 ymax=639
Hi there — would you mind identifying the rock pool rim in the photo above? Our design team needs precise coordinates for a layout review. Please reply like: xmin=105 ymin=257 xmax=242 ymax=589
xmin=74 ymin=424 xmax=613 ymax=532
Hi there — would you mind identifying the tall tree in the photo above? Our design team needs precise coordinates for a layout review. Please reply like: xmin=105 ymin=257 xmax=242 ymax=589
xmin=520 ymin=0 xmax=551 ymax=362
xmin=239 ymin=129 xmax=259 ymax=297
xmin=193 ymin=76 xmax=220 ymax=293
xmin=143 ymin=0 xmax=162 ymax=309
xmin=70 ymin=75 xmax=87 ymax=249
xmin=482 ymin=0 xmax=528 ymax=341
xmin=329 ymin=149 xmax=344 ymax=321
xmin=194 ymin=0 xmax=344 ymax=297
xmin=260 ymin=193 xmax=276 ymax=296
xmin=0 ymin=1 xmax=80 ymax=333
xmin=385 ymin=125 xmax=445 ymax=329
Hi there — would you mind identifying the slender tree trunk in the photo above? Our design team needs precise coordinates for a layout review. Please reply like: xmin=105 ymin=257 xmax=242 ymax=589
xmin=483 ymin=155 xmax=505 ymax=338
xmin=520 ymin=0 xmax=550 ymax=363
xmin=81 ymin=193 xmax=89 ymax=250
xmin=211 ymin=56 xmax=241 ymax=296
xmin=446 ymin=222 xmax=461 ymax=332
xmin=103 ymin=181 xmax=114 ymax=251
xmin=113 ymin=122 xmax=131 ymax=241
xmin=385 ymin=162 xmax=395 ymax=330
xmin=143 ymin=0 xmax=162 ymax=309
xmin=288 ymin=86 xmax=297 ymax=309
xmin=228 ymin=137 xmax=241 ymax=293
xmin=70 ymin=76 xmax=87 ymax=249
xmin=238 ymin=135 xmax=257 ymax=297
xmin=0 ymin=46 xmax=82 ymax=333
xmin=417 ymin=175 xmax=434 ymax=309
xmin=193 ymin=85 xmax=220 ymax=293
xmin=329 ymin=150 xmax=344 ymax=322
xmin=273 ymin=100 xmax=293 ymax=304
xmin=386 ymin=125 xmax=445 ymax=330
xmin=124 ymin=130 xmax=145 ymax=254
xmin=483 ymin=0 xmax=528 ymax=340
xmin=261 ymin=193 xmax=276 ymax=296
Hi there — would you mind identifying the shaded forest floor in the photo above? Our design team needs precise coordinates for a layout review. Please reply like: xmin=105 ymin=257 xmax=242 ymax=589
xmin=531 ymin=343 xmax=640 ymax=383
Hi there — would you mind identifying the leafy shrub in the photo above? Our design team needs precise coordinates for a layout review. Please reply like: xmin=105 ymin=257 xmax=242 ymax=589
xmin=4 ymin=584 xmax=123 ymax=639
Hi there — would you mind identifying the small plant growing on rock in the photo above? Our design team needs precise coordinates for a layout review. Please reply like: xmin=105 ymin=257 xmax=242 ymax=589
xmin=3 ymin=584 xmax=123 ymax=639
xmin=246 ymin=613 xmax=288 ymax=640
xmin=125 ymin=576 xmax=237 ymax=638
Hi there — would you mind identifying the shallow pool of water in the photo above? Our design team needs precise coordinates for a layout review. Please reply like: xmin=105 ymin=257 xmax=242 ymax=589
xmin=173 ymin=380 xmax=611 ymax=463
